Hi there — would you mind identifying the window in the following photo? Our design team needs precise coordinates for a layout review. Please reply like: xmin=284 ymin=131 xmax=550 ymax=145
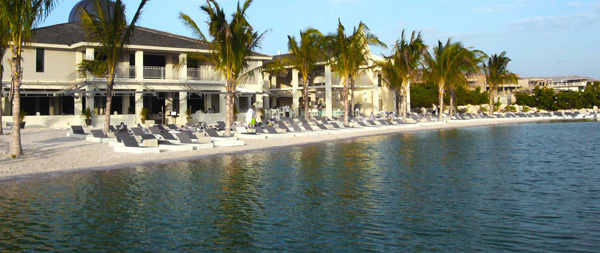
xmin=36 ymin=48 xmax=45 ymax=72
xmin=378 ymin=99 xmax=383 ymax=111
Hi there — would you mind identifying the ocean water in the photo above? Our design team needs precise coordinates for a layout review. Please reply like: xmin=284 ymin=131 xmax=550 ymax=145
xmin=0 ymin=121 xmax=599 ymax=251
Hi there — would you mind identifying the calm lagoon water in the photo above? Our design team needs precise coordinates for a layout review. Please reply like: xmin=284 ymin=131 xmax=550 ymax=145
xmin=1 ymin=121 xmax=599 ymax=251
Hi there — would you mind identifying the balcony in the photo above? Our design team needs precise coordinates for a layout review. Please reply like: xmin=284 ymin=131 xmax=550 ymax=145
xmin=187 ymin=66 xmax=223 ymax=81
xmin=116 ymin=66 xmax=135 ymax=79
xmin=144 ymin=66 xmax=166 ymax=79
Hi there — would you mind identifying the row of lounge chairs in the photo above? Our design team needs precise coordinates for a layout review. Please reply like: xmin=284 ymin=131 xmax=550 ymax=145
xmin=68 ymin=123 xmax=244 ymax=154
xmin=451 ymin=111 xmax=598 ymax=120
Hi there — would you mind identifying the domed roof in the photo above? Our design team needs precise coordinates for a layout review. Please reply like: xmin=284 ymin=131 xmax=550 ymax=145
xmin=68 ymin=0 xmax=115 ymax=23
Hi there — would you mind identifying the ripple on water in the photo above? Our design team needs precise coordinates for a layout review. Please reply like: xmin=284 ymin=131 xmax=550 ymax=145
xmin=0 ymin=121 xmax=599 ymax=251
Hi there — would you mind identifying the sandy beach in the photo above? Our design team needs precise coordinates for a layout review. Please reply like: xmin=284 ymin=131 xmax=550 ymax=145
xmin=0 ymin=117 xmax=585 ymax=182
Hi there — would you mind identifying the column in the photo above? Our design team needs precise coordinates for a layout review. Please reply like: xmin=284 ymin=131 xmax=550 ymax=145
xmin=165 ymin=92 xmax=173 ymax=123
xmin=325 ymin=66 xmax=333 ymax=118
xmin=135 ymin=88 xmax=143 ymax=123
xmin=374 ymin=86 xmax=380 ymax=113
xmin=74 ymin=95 xmax=83 ymax=116
xmin=135 ymin=51 xmax=144 ymax=82
xmin=48 ymin=97 xmax=54 ymax=115
xmin=206 ymin=93 xmax=212 ymax=111
xmin=180 ymin=91 xmax=188 ymax=124
xmin=85 ymin=48 xmax=94 ymax=61
xmin=219 ymin=94 xmax=226 ymax=115
xmin=179 ymin=54 xmax=187 ymax=81
xmin=256 ymin=94 xmax=264 ymax=109
xmin=291 ymin=69 xmax=300 ymax=117
xmin=165 ymin=55 xmax=173 ymax=79
xmin=122 ymin=95 xmax=130 ymax=114
xmin=86 ymin=86 xmax=95 ymax=112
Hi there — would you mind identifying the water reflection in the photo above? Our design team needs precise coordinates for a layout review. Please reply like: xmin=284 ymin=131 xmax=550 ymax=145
xmin=0 ymin=122 xmax=599 ymax=251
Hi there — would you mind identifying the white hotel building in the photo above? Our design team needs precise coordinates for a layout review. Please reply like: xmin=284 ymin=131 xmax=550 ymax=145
xmin=0 ymin=2 xmax=395 ymax=129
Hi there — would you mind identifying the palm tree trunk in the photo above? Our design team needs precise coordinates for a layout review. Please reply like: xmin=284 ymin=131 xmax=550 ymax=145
xmin=303 ymin=77 xmax=309 ymax=120
xmin=396 ymin=90 xmax=402 ymax=121
xmin=449 ymin=88 xmax=455 ymax=117
xmin=0 ymin=65 xmax=3 ymax=136
xmin=343 ymin=78 xmax=350 ymax=127
xmin=489 ymin=85 xmax=494 ymax=115
xmin=406 ymin=81 xmax=411 ymax=116
xmin=402 ymin=82 xmax=408 ymax=123
xmin=9 ymin=46 xmax=23 ymax=157
xmin=350 ymin=78 xmax=355 ymax=119
xmin=438 ymin=83 xmax=444 ymax=121
xmin=224 ymin=80 xmax=234 ymax=137
xmin=104 ymin=72 xmax=115 ymax=134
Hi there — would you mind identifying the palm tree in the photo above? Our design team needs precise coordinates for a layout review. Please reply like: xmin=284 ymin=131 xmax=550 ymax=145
xmin=483 ymin=52 xmax=518 ymax=114
xmin=78 ymin=0 xmax=148 ymax=134
xmin=425 ymin=39 xmax=481 ymax=121
xmin=394 ymin=30 xmax=427 ymax=123
xmin=326 ymin=20 xmax=385 ymax=126
xmin=282 ymin=28 xmax=324 ymax=120
xmin=0 ymin=22 xmax=8 ymax=135
xmin=0 ymin=0 xmax=58 ymax=157
xmin=374 ymin=54 xmax=404 ymax=117
xmin=180 ymin=0 xmax=267 ymax=137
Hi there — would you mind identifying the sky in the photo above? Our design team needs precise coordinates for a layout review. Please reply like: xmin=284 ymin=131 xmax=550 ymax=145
xmin=40 ymin=0 xmax=600 ymax=79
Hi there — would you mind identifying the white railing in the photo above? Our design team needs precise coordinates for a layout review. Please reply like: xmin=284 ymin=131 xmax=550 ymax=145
xmin=187 ymin=66 xmax=223 ymax=81
xmin=116 ymin=66 xmax=136 ymax=79
xmin=144 ymin=66 xmax=166 ymax=79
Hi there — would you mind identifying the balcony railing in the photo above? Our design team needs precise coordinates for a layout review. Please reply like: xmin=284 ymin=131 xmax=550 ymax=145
xmin=116 ymin=66 xmax=136 ymax=79
xmin=143 ymin=66 xmax=166 ymax=79
xmin=187 ymin=66 xmax=223 ymax=81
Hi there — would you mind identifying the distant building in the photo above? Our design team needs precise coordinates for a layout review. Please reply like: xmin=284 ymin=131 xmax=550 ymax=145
xmin=519 ymin=75 xmax=597 ymax=92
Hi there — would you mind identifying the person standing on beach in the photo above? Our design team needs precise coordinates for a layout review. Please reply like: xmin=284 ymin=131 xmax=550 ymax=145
xmin=246 ymin=106 xmax=255 ymax=128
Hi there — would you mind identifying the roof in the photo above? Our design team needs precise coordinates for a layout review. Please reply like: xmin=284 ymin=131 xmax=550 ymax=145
xmin=31 ymin=22 xmax=271 ymax=57
xmin=523 ymin=75 xmax=598 ymax=83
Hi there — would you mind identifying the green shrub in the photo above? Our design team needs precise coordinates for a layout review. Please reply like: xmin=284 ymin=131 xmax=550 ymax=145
xmin=523 ymin=106 xmax=531 ymax=112
xmin=506 ymin=105 xmax=517 ymax=112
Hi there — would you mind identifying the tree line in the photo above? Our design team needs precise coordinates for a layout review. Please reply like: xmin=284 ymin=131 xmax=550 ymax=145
xmin=515 ymin=83 xmax=600 ymax=111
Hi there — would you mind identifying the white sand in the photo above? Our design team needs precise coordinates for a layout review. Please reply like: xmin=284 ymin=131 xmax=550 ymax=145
xmin=0 ymin=117 xmax=583 ymax=181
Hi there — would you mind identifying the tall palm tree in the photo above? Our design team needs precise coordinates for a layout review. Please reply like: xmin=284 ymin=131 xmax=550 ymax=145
xmin=483 ymin=52 xmax=518 ymax=114
xmin=394 ymin=30 xmax=427 ymax=123
xmin=0 ymin=22 xmax=8 ymax=135
xmin=180 ymin=0 xmax=267 ymax=137
xmin=326 ymin=20 xmax=385 ymax=127
xmin=425 ymin=39 xmax=480 ymax=121
xmin=78 ymin=0 xmax=148 ymax=134
xmin=0 ymin=0 xmax=58 ymax=157
xmin=282 ymin=28 xmax=324 ymax=120
xmin=374 ymin=54 xmax=404 ymax=117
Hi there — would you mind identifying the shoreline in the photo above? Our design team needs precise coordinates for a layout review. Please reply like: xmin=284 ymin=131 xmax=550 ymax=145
xmin=0 ymin=117 xmax=590 ymax=183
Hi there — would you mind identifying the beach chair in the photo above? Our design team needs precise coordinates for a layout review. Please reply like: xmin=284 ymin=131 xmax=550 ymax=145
xmin=175 ymin=132 xmax=214 ymax=149
xmin=109 ymin=125 xmax=117 ymax=133
xmin=112 ymin=132 xmax=160 ymax=153
xmin=85 ymin=129 xmax=112 ymax=143
xmin=68 ymin=125 xmax=90 ymax=139
xmin=166 ymin=124 xmax=180 ymax=130
xmin=205 ymin=128 xmax=244 ymax=146
xmin=131 ymin=127 xmax=146 ymax=136
xmin=159 ymin=132 xmax=178 ymax=141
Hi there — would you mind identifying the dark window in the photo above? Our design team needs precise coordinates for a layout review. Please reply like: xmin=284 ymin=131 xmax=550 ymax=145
xmin=36 ymin=48 xmax=44 ymax=72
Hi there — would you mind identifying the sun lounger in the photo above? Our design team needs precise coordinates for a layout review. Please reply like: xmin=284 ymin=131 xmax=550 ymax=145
xmin=131 ymin=127 xmax=146 ymax=136
xmin=235 ymin=127 xmax=266 ymax=139
xmin=167 ymin=124 xmax=180 ymax=130
xmin=205 ymin=128 xmax=244 ymax=146
xmin=86 ymin=129 xmax=116 ymax=143
xmin=174 ymin=132 xmax=214 ymax=149
xmin=112 ymin=132 xmax=160 ymax=154
xmin=67 ymin=125 xmax=90 ymax=139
